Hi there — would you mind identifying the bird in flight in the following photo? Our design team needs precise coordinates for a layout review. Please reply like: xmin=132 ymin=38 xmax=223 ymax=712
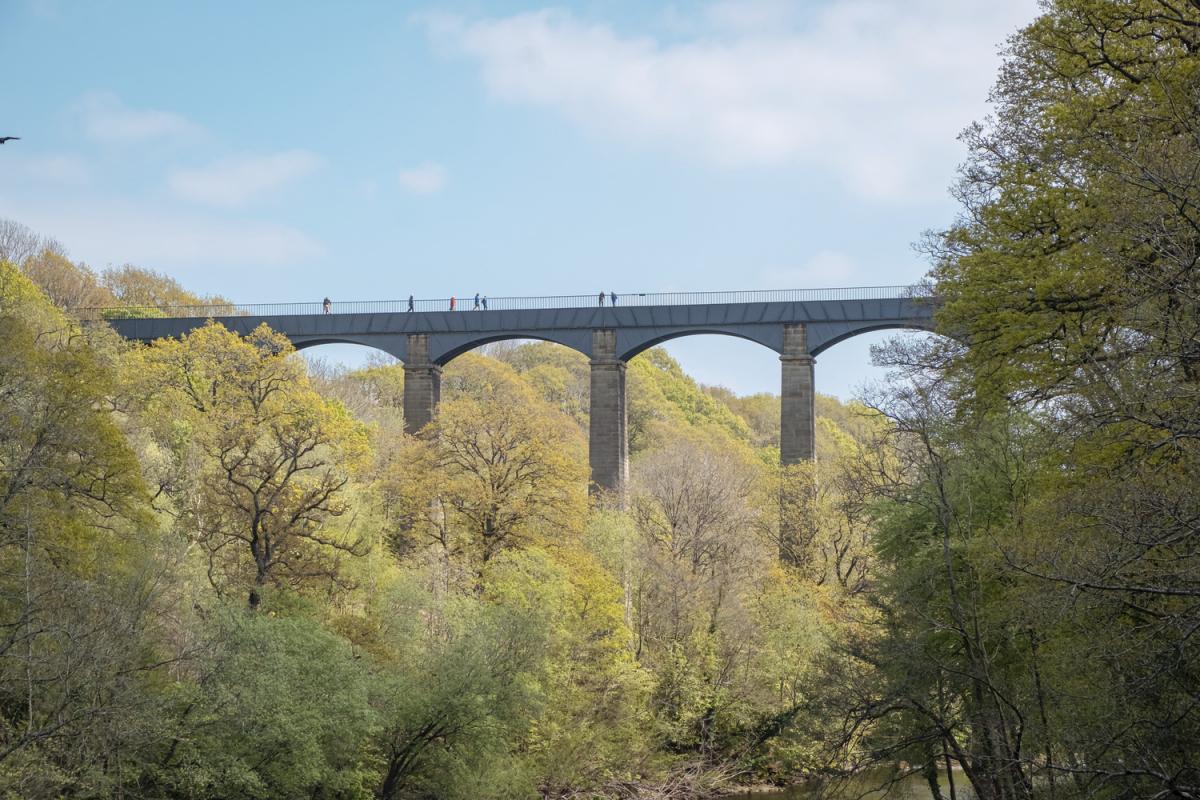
xmin=0 ymin=137 xmax=20 ymax=144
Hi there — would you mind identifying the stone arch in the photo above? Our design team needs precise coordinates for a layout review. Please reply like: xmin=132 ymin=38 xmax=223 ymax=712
xmin=806 ymin=320 xmax=940 ymax=357
xmin=616 ymin=326 xmax=784 ymax=363
xmin=289 ymin=334 xmax=409 ymax=361
xmin=431 ymin=331 xmax=592 ymax=365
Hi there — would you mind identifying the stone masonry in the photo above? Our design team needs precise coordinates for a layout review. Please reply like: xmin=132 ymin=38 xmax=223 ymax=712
xmin=588 ymin=329 xmax=629 ymax=503
xmin=780 ymin=324 xmax=816 ymax=464
xmin=403 ymin=333 xmax=441 ymax=436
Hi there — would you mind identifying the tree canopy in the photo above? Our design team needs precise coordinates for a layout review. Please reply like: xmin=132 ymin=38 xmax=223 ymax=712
xmin=3 ymin=3 xmax=1199 ymax=796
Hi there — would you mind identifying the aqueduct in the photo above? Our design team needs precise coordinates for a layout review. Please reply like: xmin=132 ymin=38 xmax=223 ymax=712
xmin=103 ymin=287 xmax=937 ymax=498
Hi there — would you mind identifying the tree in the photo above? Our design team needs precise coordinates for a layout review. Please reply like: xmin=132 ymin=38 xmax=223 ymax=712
xmin=369 ymin=576 xmax=547 ymax=800
xmin=132 ymin=322 xmax=371 ymax=609
xmin=916 ymin=2 xmax=1200 ymax=797
xmin=629 ymin=437 xmax=768 ymax=755
xmin=704 ymin=387 xmax=781 ymax=450
xmin=0 ymin=218 xmax=62 ymax=266
xmin=20 ymin=249 xmax=115 ymax=312
xmin=0 ymin=262 xmax=178 ymax=795
xmin=498 ymin=341 xmax=591 ymax=430
xmin=144 ymin=611 xmax=378 ymax=799
xmin=389 ymin=354 xmax=588 ymax=579
xmin=102 ymin=263 xmax=232 ymax=310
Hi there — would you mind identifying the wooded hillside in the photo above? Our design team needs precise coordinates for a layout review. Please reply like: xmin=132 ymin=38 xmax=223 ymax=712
xmin=2 ymin=1 xmax=1198 ymax=797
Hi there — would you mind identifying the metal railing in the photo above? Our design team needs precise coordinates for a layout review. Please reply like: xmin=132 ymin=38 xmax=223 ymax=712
xmin=87 ymin=284 xmax=935 ymax=320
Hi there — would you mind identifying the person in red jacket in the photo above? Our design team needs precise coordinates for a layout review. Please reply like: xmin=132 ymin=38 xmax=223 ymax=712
xmin=450 ymin=296 xmax=456 ymax=311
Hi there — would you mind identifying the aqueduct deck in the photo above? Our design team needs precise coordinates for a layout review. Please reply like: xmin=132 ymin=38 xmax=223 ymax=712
xmin=102 ymin=287 xmax=938 ymax=499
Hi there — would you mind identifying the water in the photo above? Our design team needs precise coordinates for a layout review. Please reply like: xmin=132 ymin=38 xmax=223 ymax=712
xmin=723 ymin=769 xmax=974 ymax=800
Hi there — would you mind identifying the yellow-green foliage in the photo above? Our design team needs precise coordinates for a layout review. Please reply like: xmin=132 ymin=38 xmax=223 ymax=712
xmin=0 ymin=263 xmax=168 ymax=799
xmin=9 ymin=1 xmax=1200 ymax=794
xmin=0 ymin=272 xmax=892 ymax=797
xmin=501 ymin=342 xmax=760 ymax=456
xmin=628 ymin=348 xmax=753 ymax=453
xmin=128 ymin=322 xmax=372 ymax=608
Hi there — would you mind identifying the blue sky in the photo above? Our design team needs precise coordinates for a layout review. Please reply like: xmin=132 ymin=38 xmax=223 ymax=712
xmin=0 ymin=0 xmax=1038 ymax=397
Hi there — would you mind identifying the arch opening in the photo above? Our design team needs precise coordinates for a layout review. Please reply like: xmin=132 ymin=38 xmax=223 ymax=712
xmin=292 ymin=337 xmax=405 ymax=359
xmin=433 ymin=332 xmax=590 ymax=366
xmin=640 ymin=332 xmax=783 ymax=398
xmin=618 ymin=327 xmax=781 ymax=363
xmin=296 ymin=341 xmax=401 ymax=376
xmin=814 ymin=328 xmax=941 ymax=401
xmin=808 ymin=321 xmax=938 ymax=358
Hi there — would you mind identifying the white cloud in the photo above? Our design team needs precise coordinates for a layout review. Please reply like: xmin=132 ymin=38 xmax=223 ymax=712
xmin=0 ymin=198 xmax=325 ymax=268
xmin=763 ymin=250 xmax=857 ymax=288
xmin=78 ymin=91 xmax=200 ymax=143
xmin=398 ymin=162 xmax=447 ymax=194
xmin=423 ymin=0 xmax=1038 ymax=200
xmin=168 ymin=150 xmax=324 ymax=207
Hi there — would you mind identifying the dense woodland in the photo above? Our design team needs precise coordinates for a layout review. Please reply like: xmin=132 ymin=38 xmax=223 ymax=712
xmin=2 ymin=1 xmax=1199 ymax=798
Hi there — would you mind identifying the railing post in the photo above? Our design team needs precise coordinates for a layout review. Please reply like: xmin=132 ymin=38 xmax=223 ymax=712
xmin=403 ymin=334 xmax=442 ymax=436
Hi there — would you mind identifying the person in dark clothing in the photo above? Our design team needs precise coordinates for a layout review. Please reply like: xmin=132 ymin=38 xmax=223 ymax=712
xmin=610 ymin=291 xmax=618 ymax=306
xmin=407 ymin=294 xmax=414 ymax=312
xmin=322 ymin=297 xmax=331 ymax=314
xmin=482 ymin=295 xmax=488 ymax=310
xmin=473 ymin=293 xmax=481 ymax=310
xmin=598 ymin=291 xmax=605 ymax=306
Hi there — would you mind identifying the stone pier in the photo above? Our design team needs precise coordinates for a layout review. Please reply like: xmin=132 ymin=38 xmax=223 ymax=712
xmin=588 ymin=329 xmax=629 ymax=503
xmin=780 ymin=323 xmax=816 ymax=463
xmin=403 ymin=333 xmax=442 ymax=436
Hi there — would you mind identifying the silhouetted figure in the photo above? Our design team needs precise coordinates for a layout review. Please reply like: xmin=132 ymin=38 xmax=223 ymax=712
xmin=611 ymin=291 xmax=618 ymax=306
xmin=473 ymin=292 xmax=480 ymax=310
xmin=407 ymin=294 xmax=414 ymax=312
xmin=450 ymin=296 xmax=456 ymax=311
xmin=322 ymin=297 xmax=331 ymax=314
xmin=482 ymin=295 xmax=488 ymax=310
xmin=0 ymin=137 xmax=19 ymax=144
xmin=598 ymin=291 xmax=605 ymax=306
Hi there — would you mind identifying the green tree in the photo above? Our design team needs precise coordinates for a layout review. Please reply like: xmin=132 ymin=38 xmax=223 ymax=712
xmin=132 ymin=322 xmax=371 ymax=609
xmin=914 ymin=2 xmax=1200 ymax=797
xmin=20 ymin=249 xmax=115 ymax=312
xmin=369 ymin=575 xmax=546 ymax=800
xmin=389 ymin=354 xmax=587 ymax=578
xmin=0 ymin=262 xmax=176 ymax=796
xmin=144 ymin=611 xmax=378 ymax=800
xmin=102 ymin=263 xmax=233 ymax=311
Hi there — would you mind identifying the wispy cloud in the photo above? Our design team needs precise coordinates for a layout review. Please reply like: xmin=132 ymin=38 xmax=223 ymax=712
xmin=0 ymin=199 xmax=325 ymax=268
xmin=398 ymin=162 xmax=447 ymax=194
xmin=78 ymin=91 xmax=200 ymax=143
xmin=423 ymin=0 xmax=1037 ymax=201
xmin=168 ymin=150 xmax=324 ymax=207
